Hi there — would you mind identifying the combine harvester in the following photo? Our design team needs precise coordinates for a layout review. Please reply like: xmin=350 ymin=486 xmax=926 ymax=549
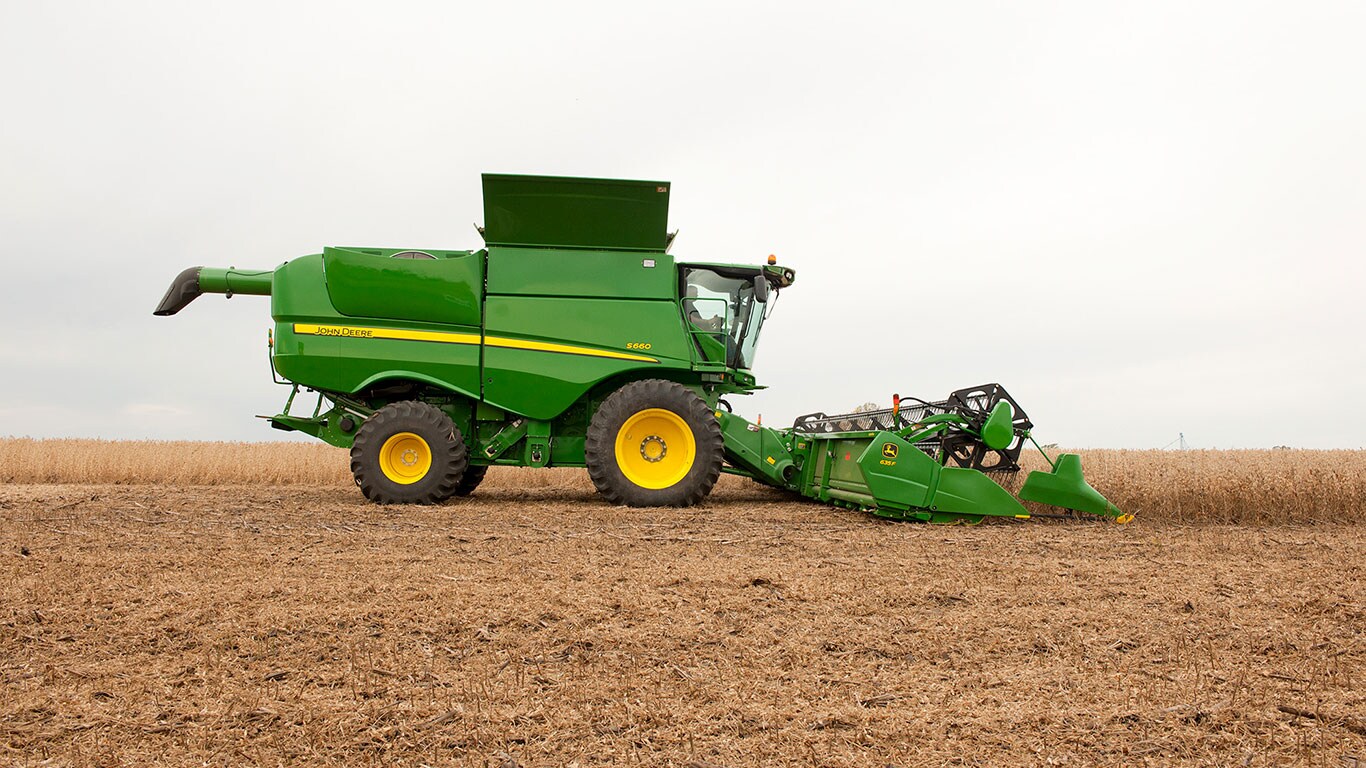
xmin=155 ymin=174 xmax=1127 ymax=525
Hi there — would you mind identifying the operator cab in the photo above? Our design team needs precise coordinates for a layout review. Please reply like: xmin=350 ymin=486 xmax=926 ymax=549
xmin=681 ymin=264 xmax=780 ymax=371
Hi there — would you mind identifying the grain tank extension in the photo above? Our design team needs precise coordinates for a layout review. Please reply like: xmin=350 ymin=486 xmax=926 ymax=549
xmin=154 ymin=174 xmax=1126 ymax=524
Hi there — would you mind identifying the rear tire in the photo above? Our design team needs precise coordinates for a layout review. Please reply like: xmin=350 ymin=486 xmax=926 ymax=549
xmin=351 ymin=401 xmax=467 ymax=504
xmin=586 ymin=379 xmax=723 ymax=507
xmin=452 ymin=465 xmax=488 ymax=497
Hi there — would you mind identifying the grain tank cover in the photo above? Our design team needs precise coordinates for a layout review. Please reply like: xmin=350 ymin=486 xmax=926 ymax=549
xmin=481 ymin=174 xmax=671 ymax=251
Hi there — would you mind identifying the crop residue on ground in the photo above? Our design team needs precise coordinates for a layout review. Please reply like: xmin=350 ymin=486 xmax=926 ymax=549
xmin=2 ymin=480 xmax=1362 ymax=766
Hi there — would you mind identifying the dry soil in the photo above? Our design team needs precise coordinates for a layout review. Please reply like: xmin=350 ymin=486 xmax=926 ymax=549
xmin=2 ymin=478 xmax=1362 ymax=767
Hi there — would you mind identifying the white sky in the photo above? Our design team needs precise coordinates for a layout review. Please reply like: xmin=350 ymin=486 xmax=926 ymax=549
xmin=2 ymin=1 xmax=1362 ymax=448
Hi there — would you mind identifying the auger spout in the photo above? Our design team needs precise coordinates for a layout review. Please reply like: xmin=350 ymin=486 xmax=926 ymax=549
xmin=153 ymin=266 xmax=273 ymax=316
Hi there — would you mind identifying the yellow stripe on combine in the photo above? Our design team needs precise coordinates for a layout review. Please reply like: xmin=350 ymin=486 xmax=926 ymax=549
xmin=293 ymin=323 xmax=481 ymax=346
xmin=291 ymin=323 xmax=658 ymax=363
xmin=483 ymin=336 xmax=658 ymax=363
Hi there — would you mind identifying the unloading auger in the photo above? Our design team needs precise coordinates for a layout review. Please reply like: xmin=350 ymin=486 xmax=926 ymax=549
xmin=154 ymin=173 xmax=1127 ymax=524
xmin=717 ymin=384 xmax=1131 ymax=525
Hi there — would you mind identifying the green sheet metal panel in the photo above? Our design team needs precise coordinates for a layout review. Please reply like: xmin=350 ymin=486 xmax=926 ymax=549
xmin=270 ymin=254 xmax=338 ymax=320
xmin=268 ymin=254 xmax=483 ymax=400
xmin=932 ymin=468 xmax=1029 ymax=517
xmin=323 ymin=247 xmax=483 ymax=327
xmin=484 ymin=295 xmax=692 ymax=364
xmin=486 ymin=247 xmax=676 ymax=299
xmin=270 ymin=254 xmax=343 ymax=391
xmin=482 ymin=174 xmax=671 ymax=251
xmin=854 ymin=433 xmax=936 ymax=511
xmin=272 ymin=320 xmax=483 ymax=402
xmin=481 ymin=346 xmax=638 ymax=420
xmin=481 ymin=295 xmax=693 ymax=419
xmin=1019 ymin=454 xmax=1121 ymax=517
xmin=821 ymin=436 xmax=876 ymax=496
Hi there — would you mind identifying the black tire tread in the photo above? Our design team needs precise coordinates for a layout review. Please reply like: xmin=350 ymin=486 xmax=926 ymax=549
xmin=350 ymin=401 xmax=468 ymax=504
xmin=585 ymin=379 xmax=723 ymax=507
xmin=452 ymin=464 xmax=488 ymax=497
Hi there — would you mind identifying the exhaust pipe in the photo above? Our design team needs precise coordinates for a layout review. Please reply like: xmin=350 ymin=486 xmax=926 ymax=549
xmin=153 ymin=266 xmax=272 ymax=316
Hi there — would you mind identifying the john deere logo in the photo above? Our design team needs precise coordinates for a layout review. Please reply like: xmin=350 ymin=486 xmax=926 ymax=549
xmin=881 ymin=443 xmax=898 ymax=459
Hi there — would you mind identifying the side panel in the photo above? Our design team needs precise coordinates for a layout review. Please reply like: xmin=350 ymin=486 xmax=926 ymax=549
xmin=482 ymin=296 xmax=693 ymax=419
xmin=274 ymin=322 xmax=484 ymax=400
xmin=823 ymin=437 xmax=878 ymax=498
xmin=486 ymin=296 xmax=692 ymax=362
xmin=271 ymin=255 xmax=343 ymax=387
xmin=271 ymin=254 xmax=482 ymax=399
xmin=271 ymin=254 xmax=336 ymax=319
xmin=855 ymin=433 xmax=937 ymax=511
xmin=486 ymin=247 xmax=676 ymax=299
xmin=932 ymin=467 xmax=1029 ymax=517
xmin=324 ymin=247 xmax=483 ymax=327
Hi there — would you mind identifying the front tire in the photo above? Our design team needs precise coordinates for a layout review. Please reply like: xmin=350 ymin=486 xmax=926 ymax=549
xmin=585 ymin=380 xmax=723 ymax=507
xmin=351 ymin=401 xmax=468 ymax=504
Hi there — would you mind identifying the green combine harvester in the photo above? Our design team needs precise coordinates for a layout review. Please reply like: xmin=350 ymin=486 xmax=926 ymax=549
xmin=155 ymin=174 xmax=1128 ymax=524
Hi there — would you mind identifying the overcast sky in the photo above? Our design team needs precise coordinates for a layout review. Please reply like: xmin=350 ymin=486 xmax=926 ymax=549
xmin=2 ymin=1 xmax=1362 ymax=449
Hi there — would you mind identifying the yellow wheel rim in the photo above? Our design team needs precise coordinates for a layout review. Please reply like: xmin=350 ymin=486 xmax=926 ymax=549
xmin=379 ymin=432 xmax=432 ymax=485
xmin=614 ymin=408 xmax=695 ymax=490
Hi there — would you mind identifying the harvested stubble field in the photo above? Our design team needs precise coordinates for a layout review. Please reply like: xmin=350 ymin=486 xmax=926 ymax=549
xmin=1 ymin=441 xmax=1363 ymax=767
xmin=4 ymin=439 xmax=1364 ymax=525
